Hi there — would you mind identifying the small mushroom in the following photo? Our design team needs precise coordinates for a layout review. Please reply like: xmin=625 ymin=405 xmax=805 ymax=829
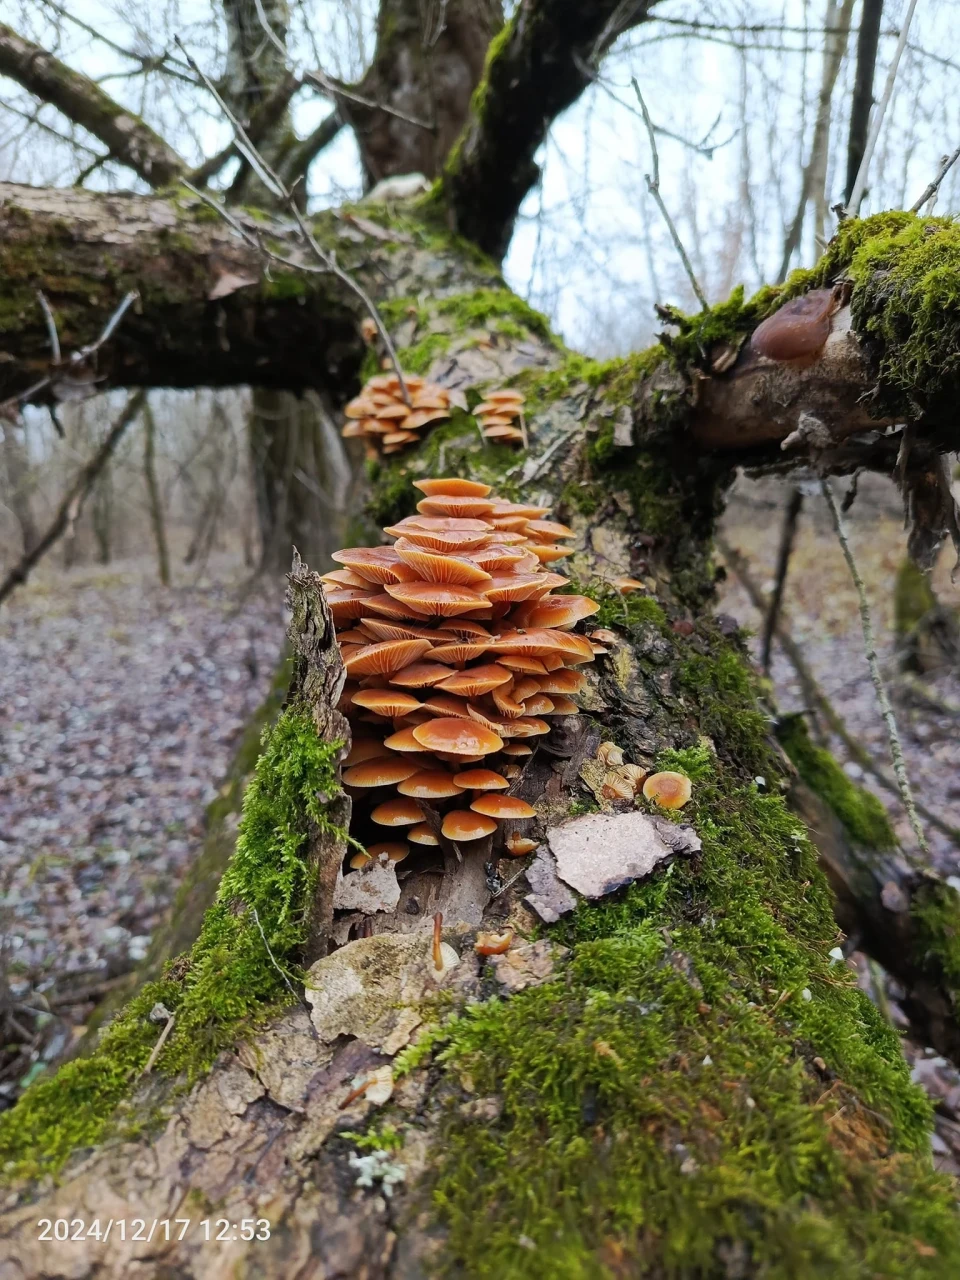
xmin=371 ymin=797 xmax=427 ymax=827
xmin=474 ymin=928 xmax=514 ymax=956
xmin=505 ymin=833 xmax=537 ymax=856
xmin=343 ymin=758 xmax=421 ymax=787
xmin=452 ymin=768 xmax=510 ymax=791
xmin=642 ymin=771 xmax=692 ymax=809
xmin=412 ymin=717 xmax=504 ymax=757
xmin=470 ymin=795 xmax=537 ymax=820
xmin=397 ymin=770 xmax=462 ymax=799
xmin=441 ymin=810 xmax=498 ymax=841
xmin=749 ymin=288 xmax=837 ymax=362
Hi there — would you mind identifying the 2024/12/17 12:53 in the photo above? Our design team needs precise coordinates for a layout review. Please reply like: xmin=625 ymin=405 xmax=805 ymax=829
xmin=36 ymin=1218 xmax=272 ymax=1243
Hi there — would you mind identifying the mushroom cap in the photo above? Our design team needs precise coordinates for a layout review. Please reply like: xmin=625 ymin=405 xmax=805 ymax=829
xmin=349 ymin=852 xmax=373 ymax=869
xmin=491 ymin=685 xmax=525 ymax=718
xmin=389 ymin=661 xmax=455 ymax=688
xmin=421 ymin=693 xmax=473 ymax=719
xmin=505 ymin=834 xmax=538 ymax=856
xmin=368 ymin=841 xmax=409 ymax=862
xmin=342 ymin=757 xmax=421 ymax=786
xmin=437 ymin=619 xmax=492 ymax=639
xmin=344 ymin=738 xmax=390 ymax=766
xmin=525 ymin=518 xmax=574 ymax=540
xmin=749 ymin=288 xmax=836 ymax=362
xmin=382 ymin=727 xmax=432 ymax=752
xmin=429 ymin=641 xmax=490 ymax=666
xmin=483 ymin=388 xmax=525 ymax=405
xmin=482 ymin=573 xmax=558 ymax=604
xmin=397 ymin=770 xmax=462 ymax=798
xmin=371 ymin=797 xmax=425 ymax=826
xmin=506 ymin=717 xmax=551 ymax=738
xmin=399 ymin=410 xmax=449 ymax=431
xmin=441 ymin=809 xmax=498 ymax=841
xmin=362 ymin=592 xmax=430 ymax=621
xmin=528 ymin=543 xmax=574 ymax=563
xmin=359 ymin=619 xmax=456 ymax=642
xmin=408 ymin=822 xmax=439 ymax=846
xmin=614 ymin=577 xmax=645 ymax=594
xmin=483 ymin=424 xmax=524 ymax=442
xmin=474 ymin=928 xmax=514 ymax=956
xmin=344 ymin=638 xmax=433 ymax=677
xmin=470 ymin=795 xmax=537 ymax=819
xmin=394 ymin=542 xmax=493 ymax=586
xmin=490 ymin=500 xmax=548 ymax=519
xmin=416 ymin=495 xmax=496 ymax=519
xmin=414 ymin=478 xmax=492 ymax=498
xmin=497 ymin=655 xmax=548 ymax=674
xmin=523 ymin=694 xmax=555 ymax=716
xmin=501 ymin=742 xmax=533 ymax=757
xmin=385 ymin=581 xmax=491 ymax=617
xmin=546 ymin=694 xmax=580 ymax=715
xmin=642 ymin=771 xmax=692 ymax=809
xmin=412 ymin=716 xmax=504 ymax=756
xmin=322 ymin=568 xmax=371 ymax=589
xmin=536 ymin=668 xmax=586 ymax=694
xmin=435 ymin=663 xmax=513 ymax=697
xmin=331 ymin=546 xmax=410 ymax=585
xmin=325 ymin=588 xmax=377 ymax=622
xmin=452 ymin=768 xmax=509 ymax=791
xmin=352 ymin=689 xmax=423 ymax=718
xmin=523 ymin=595 xmax=601 ymax=630
xmin=469 ymin=544 xmax=526 ymax=572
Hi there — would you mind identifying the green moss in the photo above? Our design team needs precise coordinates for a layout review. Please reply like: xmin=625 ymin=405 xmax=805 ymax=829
xmin=777 ymin=713 xmax=897 ymax=850
xmin=676 ymin=646 xmax=776 ymax=775
xmin=894 ymin=557 xmax=938 ymax=636
xmin=430 ymin=749 xmax=955 ymax=1277
xmin=262 ymin=271 xmax=310 ymax=301
xmin=911 ymin=880 xmax=960 ymax=990
xmin=436 ymin=288 xmax=555 ymax=342
xmin=0 ymin=709 xmax=343 ymax=1183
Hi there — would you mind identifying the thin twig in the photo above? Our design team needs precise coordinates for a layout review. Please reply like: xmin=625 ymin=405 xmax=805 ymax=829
xmin=139 ymin=1013 xmax=176 ymax=1077
xmin=909 ymin=144 xmax=960 ymax=213
xmin=252 ymin=0 xmax=433 ymax=131
xmin=845 ymin=0 xmax=919 ymax=216
xmin=0 ymin=291 xmax=138 ymax=417
xmin=717 ymin=534 xmax=960 ymax=846
xmin=820 ymin=479 xmax=928 ymax=858
xmin=761 ymin=487 xmax=804 ymax=675
xmin=250 ymin=906 xmax=304 ymax=1007
xmin=175 ymin=37 xmax=410 ymax=403
xmin=36 ymin=291 xmax=61 ymax=363
xmin=632 ymin=79 xmax=707 ymax=309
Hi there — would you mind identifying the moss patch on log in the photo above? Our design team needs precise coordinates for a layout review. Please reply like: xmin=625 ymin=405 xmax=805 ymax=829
xmin=426 ymin=731 xmax=958 ymax=1276
xmin=777 ymin=713 xmax=897 ymax=851
xmin=0 ymin=708 xmax=343 ymax=1184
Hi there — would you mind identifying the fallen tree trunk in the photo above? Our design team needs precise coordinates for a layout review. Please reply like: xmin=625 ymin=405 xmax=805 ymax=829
xmin=3 ymin=199 xmax=960 ymax=1277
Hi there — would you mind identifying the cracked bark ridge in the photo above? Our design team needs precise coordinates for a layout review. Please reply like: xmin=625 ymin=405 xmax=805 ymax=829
xmin=0 ymin=23 xmax=185 ymax=187
xmin=285 ymin=551 xmax=351 ymax=964
xmin=443 ymin=0 xmax=659 ymax=259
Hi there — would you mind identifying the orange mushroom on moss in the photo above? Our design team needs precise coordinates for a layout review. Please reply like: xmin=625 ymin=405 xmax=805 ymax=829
xmin=323 ymin=477 xmax=600 ymax=873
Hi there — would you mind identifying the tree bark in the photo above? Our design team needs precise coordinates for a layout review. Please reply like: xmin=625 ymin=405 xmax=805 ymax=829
xmin=3 ymin=204 xmax=960 ymax=1273
xmin=142 ymin=399 xmax=171 ymax=586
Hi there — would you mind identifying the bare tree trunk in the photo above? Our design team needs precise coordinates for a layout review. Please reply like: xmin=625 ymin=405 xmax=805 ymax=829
xmin=778 ymin=0 xmax=856 ymax=280
xmin=845 ymin=0 xmax=885 ymax=206
xmin=142 ymin=399 xmax=170 ymax=586
xmin=0 ymin=417 xmax=38 ymax=555
xmin=91 ymin=462 xmax=113 ymax=565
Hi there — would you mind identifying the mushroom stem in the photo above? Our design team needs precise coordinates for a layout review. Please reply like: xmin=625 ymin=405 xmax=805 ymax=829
xmin=432 ymin=912 xmax=444 ymax=971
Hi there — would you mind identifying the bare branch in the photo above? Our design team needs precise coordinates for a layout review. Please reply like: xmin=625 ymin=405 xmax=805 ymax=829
xmin=0 ymin=22 xmax=185 ymax=188
xmin=631 ymin=79 xmax=707 ymax=310
xmin=909 ymin=145 xmax=960 ymax=214
xmin=821 ymin=478 xmax=928 ymax=858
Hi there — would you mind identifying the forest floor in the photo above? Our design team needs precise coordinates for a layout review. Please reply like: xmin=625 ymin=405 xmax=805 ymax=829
xmin=2 ymin=476 xmax=960 ymax=1169
xmin=718 ymin=470 xmax=960 ymax=1175
xmin=0 ymin=552 xmax=285 ymax=1106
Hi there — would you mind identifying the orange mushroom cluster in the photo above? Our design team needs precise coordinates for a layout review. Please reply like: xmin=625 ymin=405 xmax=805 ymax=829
xmin=474 ymin=388 xmax=525 ymax=444
xmin=341 ymin=373 xmax=451 ymax=455
xmin=323 ymin=477 xmax=601 ymax=871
